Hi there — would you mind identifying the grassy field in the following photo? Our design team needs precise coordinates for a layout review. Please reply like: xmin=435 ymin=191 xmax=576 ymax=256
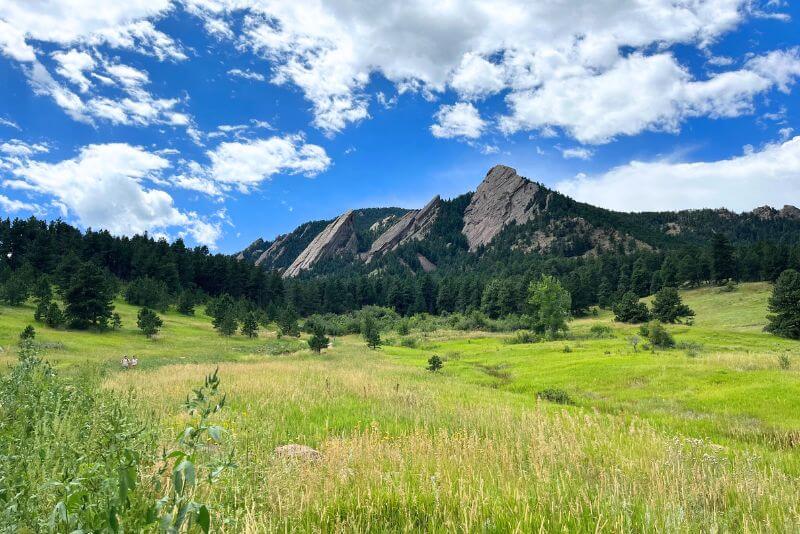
xmin=2 ymin=282 xmax=800 ymax=531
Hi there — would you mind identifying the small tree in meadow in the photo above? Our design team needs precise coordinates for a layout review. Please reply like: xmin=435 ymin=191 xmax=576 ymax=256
xmin=111 ymin=312 xmax=122 ymax=330
xmin=527 ymin=274 xmax=571 ymax=339
xmin=240 ymin=312 xmax=259 ymax=338
xmin=217 ymin=310 xmax=238 ymax=337
xmin=137 ymin=307 xmax=163 ymax=338
xmin=176 ymin=290 xmax=195 ymax=315
xmin=640 ymin=321 xmax=675 ymax=349
xmin=308 ymin=326 xmax=330 ymax=353
xmin=362 ymin=315 xmax=381 ymax=349
xmin=427 ymin=354 xmax=443 ymax=372
xmin=45 ymin=302 xmax=65 ymax=328
xmin=766 ymin=269 xmax=800 ymax=339
xmin=613 ymin=292 xmax=650 ymax=323
xmin=276 ymin=306 xmax=300 ymax=338
xmin=651 ymin=287 xmax=694 ymax=323
xmin=19 ymin=325 xmax=35 ymax=342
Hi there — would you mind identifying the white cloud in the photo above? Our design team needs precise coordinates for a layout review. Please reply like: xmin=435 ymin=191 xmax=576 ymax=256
xmin=0 ymin=140 xmax=49 ymax=158
xmin=559 ymin=146 xmax=594 ymax=160
xmin=0 ymin=117 xmax=20 ymax=130
xmin=183 ymin=0 xmax=748 ymax=134
xmin=228 ymin=68 xmax=265 ymax=81
xmin=0 ymin=194 xmax=40 ymax=213
xmin=556 ymin=136 xmax=800 ymax=212
xmin=3 ymin=143 xmax=221 ymax=246
xmin=499 ymin=52 xmax=791 ymax=144
xmin=431 ymin=102 xmax=485 ymax=139
xmin=204 ymin=135 xmax=331 ymax=192
xmin=746 ymin=48 xmax=800 ymax=93
xmin=52 ymin=49 xmax=96 ymax=93
xmin=0 ymin=20 xmax=36 ymax=62
xmin=85 ymin=20 xmax=186 ymax=61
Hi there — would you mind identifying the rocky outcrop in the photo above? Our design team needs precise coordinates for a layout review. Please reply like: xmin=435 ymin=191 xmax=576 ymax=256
xmin=780 ymin=205 xmax=800 ymax=220
xmin=416 ymin=253 xmax=437 ymax=272
xmin=255 ymin=234 xmax=291 ymax=267
xmin=512 ymin=216 xmax=651 ymax=257
xmin=363 ymin=196 xmax=441 ymax=263
xmin=750 ymin=204 xmax=800 ymax=221
xmin=283 ymin=211 xmax=357 ymax=278
xmin=462 ymin=165 xmax=544 ymax=252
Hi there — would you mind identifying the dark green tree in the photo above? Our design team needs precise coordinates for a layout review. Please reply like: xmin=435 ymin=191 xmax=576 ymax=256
xmin=307 ymin=326 xmax=330 ymax=353
xmin=362 ymin=314 xmax=381 ymax=349
xmin=111 ymin=312 xmax=122 ymax=330
xmin=240 ymin=311 xmax=259 ymax=338
xmin=64 ymin=263 xmax=114 ymax=329
xmin=1 ymin=277 xmax=29 ymax=306
xmin=137 ymin=307 xmax=163 ymax=338
xmin=45 ymin=302 xmax=65 ymax=328
xmin=711 ymin=233 xmax=736 ymax=283
xmin=217 ymin=310 xmax=238 ymax=337
xmin=766 ymin=269 xmax=800 ymax=339
xmin=427 ymin=354 xmax=443 ymax=372
xmin=276 ymin=306 xmax=300 ymax=337
xmin=125 ymin=277 xmax=170 ymax=311
xmin=613 ymin=292 xmax=650 ymax=323
xmin=640 ymin=321 xmax=675 ymax=349
xmin=651 ymin=287 xmax=694 ymax=323
xmin=19 ymin=325 xmax=35 ymax=341
xmin=176 ymin=290 xmax=195 ymax=315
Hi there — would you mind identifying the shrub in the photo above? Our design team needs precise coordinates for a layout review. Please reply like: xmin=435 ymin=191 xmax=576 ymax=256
xmin=399 ymin=337 xmax=419 ymax=348
xmin=563 ymin=345 xmax=572 ymax=353
xmin=396 ymin=319 xmax=410 ymax=336
xmin=613 ymin=292 xmax=650 ymax=323
xmin=111 ymin=312 xmax=122 ymax=330
xmin=427 ymin=355 xmax=443 ymax=372
xmin=505 ymin=331 xmax=540 ymax=344
xmin=136 ymin=307 xmax=163 ymax=338
xmin=19 ymin=325 xmax=35 ymax=342
xmin=641 ymin=321 xmax=675 ymax=349
xmin=308 ymin=327 xmax=329 ymax=353
xmin=536 ymin=388 xmax=574 ymax=405
xmin=779 ymin=353 xmax=791 ymax=370
xmin=589 ymin=324 xmax=613 ymax=338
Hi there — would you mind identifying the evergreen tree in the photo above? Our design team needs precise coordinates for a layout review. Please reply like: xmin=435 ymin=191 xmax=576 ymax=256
xmin=19 ymin=325 xmax=35 ymax=341
xmin=125 ymin=277 xmax=170 ymax=311
xmin=613 ymin=292 xmax=650 ymax=323
xmin=630 ymin=258 xmax=650 ymax=296
xmin=276 ymin=306 xmax=300 ymax=337
xmin=176 ymin=290 xmax=195 ymax=315
xmin=45 ymin=302 xmax=65 ymax=328
xmin=651 ymin=287 xmax=694 ymax=323
xmin=111 ymin=312 xmax=122 ymax=330
xmin=64 ymin=263 xmax=114 ymax=329
xmin=217 ymin=310 xmax=238 ymax=337
xmin=711 ymin=233 xmax=736 ymax=283
xmin=427 ymin=354 xmax=443 ymax=372
xmin=362 ymin=314 xmax=381 ymax=349
xmin=766 ymin=269 xmax=800 ymax=339
xmin=241 ymin=311 xmax=259 ymax=338
xmin=527 ymin=275 xmax=571 ymax=339
xmin=1 ymin=276 xmax=29 ymax=306
xmin=307 ymin=326 xmax=330 ymax=353
xmin=137 ymin=307 xmax=163 ymax=338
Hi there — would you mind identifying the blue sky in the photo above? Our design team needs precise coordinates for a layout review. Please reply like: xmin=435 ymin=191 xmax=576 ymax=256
xmin=1 ymin=1 xmax=799 ymax=253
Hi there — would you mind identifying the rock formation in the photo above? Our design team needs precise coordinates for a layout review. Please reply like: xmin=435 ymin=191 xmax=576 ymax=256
xmin=283 ymin=210 xmax=357 ymax=278
xmin=255 ymin=234 xmax=291 ymax=267
xmin=780 ymin=205 xmax=800 ymax=220
xmin=363 ymin=196 xmax=441 ymax=263
xmin=462 ymin=165 xmax=544 ymax=252
xmin=750 ymin=204 xmax=800 ymax=221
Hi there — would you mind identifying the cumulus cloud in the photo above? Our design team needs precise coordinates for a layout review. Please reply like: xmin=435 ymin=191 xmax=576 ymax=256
xmin=0 ymin=194 xmax=40 ymax=214
xmin=559 ymin=146 xmax=594 ymax=160
xmin=2 ymin=143 xmax=221 ymax=246
xmin=52 ymin=49 xmax=96 ymax=93
xmin=556 ymin=136 xmax=800 ymax=212
xmin=431 ymin=103 xmax=485 ymax=139
xmin=0 ymin=140 xmax=49 ymax=157
xmin=203 ymin=135 xmax=331 ymax=192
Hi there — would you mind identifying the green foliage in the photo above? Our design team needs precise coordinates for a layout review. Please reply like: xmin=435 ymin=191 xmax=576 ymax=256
xmin=362 ymin=314 xmax=381 ymax=349
xmin=0 ymin=342 xmax=156 ymax=531
xmin=396 ymin=319 xmax=410 ymax=336
xmin=639 ymin=321 xmax=675 ymax=349
xmin=152 ymin=367 xmax=233 ymax=533
xmin=613 ymin=292 xmax=650 ymax=323
xmin=712 ymin=233 xmax=737 ymax=283
xmin=276 ymin=306 xmax=300 ymax=337
xmin=766 ymin=269 xmax=800 ymax=339
xmin=1 ymin=276 xmax=29 ymax=306
xmin=778 ymin=353 xmax=791 ymax=370
xmin=527 ymin=275 xmax=571 ymax=339
xmin=112 ymin=312 xmax=122 ymax=330
xmin=307 ymin=326 xmax=330 ymax=353
xmin=427 ymin=354 xmax=443 ymax=372
xmin=589 ymin=324 xmax=613 ymax=338
xmin=19 ymin=324 xmax=35 ymax=341
xmin=536 ymin=388 xmax=574 ymax=405
xmin=651 ymin=287 xmax=695 ymax=323
xmin=504 ymin=331 xmax=540 ymax=344
xmin=217 ymin=311 xmax=238 ymax=337
xmin=137 ymin=307 xmax=163 ymax=338
xmin=176 ymin=290 xmax=196 ymax=315
xmin=240 ymin=311 xmax=260 ymax=338
xmin=64 ymin=263 xmax=115 ymax=330
xmin=125 ymin=277 xmax=171 ymax=312
xmin=45 ymin=302 xmax=65 ymax=328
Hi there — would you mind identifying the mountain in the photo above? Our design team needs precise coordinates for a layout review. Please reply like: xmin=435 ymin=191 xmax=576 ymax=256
xmin=239 ymin=164 xmax=800 ymax=277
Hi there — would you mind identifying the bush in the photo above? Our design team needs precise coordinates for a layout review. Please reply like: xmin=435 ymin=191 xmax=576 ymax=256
xmin=307 ymin=326 xmax=330 ymax=353
xmin=504 ymin=331 xmax=540 ymax=344
xmin=399 ymin=337 xmax=419 ymax=348
xmin=640 ymin=321 xmax=675 ymax=349
xmin=779 ymin=353 xmax=791 ymax=370
xmin=19 ymin=325 xmax=35 ymax=341
xmin=536 ymin=388 xmax=574 ymax=405
xmin=396 ymin=319 xmax=410 ymax=336
xmin=427 ymin=355 xmax=443 ymax=372
xmin=613 ymin=292 xmax=650 ymax=323
xmin=589 ymin=324 xmax=613 ymax=338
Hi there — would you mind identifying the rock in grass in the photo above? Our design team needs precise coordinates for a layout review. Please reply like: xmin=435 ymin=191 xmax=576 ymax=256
xmin=274 ymin=444 xmax=321 ymax=461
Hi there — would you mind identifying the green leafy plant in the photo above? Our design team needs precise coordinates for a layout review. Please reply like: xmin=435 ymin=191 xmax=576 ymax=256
xmin=151 ymin=367 xmax=234 ymax=533
xmin=536 ymin=388 xmax=574 ymax=405
xmin=427 ymin=354 xmax=443 ymax=372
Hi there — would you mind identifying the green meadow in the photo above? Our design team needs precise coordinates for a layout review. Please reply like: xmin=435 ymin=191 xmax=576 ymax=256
xmin=2 ymin=282 xmax=800 ymax=532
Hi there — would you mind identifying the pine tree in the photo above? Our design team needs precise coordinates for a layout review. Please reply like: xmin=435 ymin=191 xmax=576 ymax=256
xmin=276 ymin=306 xmax=299 ymax=337
xmin=64 ymin=263 xmax=114 ymax=329
xmin=111 ymin=312 xmax=122 ymax=330
xmin=362 ymin=314 xmax=381 ymax=349
xmin=613 ymin=292 xmax=650 ymax=323
xmin=240 ymin=312 xmax=259 ymax=338
xmin=307 ymin=326 xmax=330 ymax=353
xmin=711 ymin=233 xmax=736 ymax=283
xmin=651 ymin=287 xmax=694 ymax=323
xmin=19 ymin=325 xmax=35 ymax=341
xmin=176 ymin=290 xmax=195 ymax=315
xmin=45 ymin=302 xmax=65 ymax=328
xmin=137 ymin=307 xmax=163 ymax=338
xmin=218 ymin=310 xmax=238 ymax=337
xmin=766 ymin=269 xmax=800 ymax=339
